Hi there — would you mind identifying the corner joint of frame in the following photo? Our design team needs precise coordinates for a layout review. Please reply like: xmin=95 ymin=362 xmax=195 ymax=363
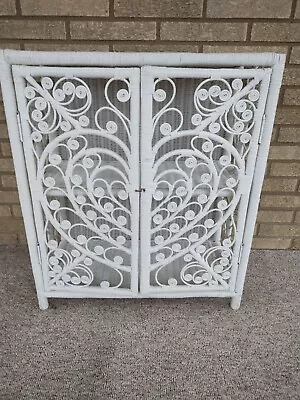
xmin=0 ymin=49 xmax=11 ymax=79
xmin=0 ymin=49 xmax=4 ymax=63
xmin=11 ymin=64 xmax=24 ymax=78
xmin=271 ymin=53 xmax=286 ymax=71
xmin=274 ymin=52 xmax=286 ymax=64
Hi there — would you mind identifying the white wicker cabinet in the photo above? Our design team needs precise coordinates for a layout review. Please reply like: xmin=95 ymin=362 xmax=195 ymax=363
xmin=0 ymin=51 xmax=285 ymax=310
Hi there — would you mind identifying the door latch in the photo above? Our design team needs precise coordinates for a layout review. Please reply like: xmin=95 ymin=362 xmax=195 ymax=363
xmin=135 ymin=188 xmax=146 ymax=193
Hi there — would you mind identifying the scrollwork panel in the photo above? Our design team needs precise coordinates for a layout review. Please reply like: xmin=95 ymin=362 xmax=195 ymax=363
xmin=141 ymin=67 xmax=271 ymax=293
xmin=14 ymin=67 xmax=140 ymax=292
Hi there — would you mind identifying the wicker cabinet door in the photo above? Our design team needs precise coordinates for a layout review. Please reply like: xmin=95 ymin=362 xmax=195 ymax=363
xmin=140 ymin=66 xmax=271 ymax=295
xmin=12 ymin=66 xmax=140 ymax=295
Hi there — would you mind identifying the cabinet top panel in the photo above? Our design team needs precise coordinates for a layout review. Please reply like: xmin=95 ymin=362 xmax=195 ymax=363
xmin=0 ymin=49 xmax=285 ymax=69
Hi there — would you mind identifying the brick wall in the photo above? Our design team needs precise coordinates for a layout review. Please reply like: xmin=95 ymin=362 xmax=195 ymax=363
xmin=0 ymin=0 xmax=299 ymax=249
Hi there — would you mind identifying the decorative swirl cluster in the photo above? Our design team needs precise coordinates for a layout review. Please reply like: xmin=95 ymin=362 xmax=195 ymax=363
xmin=47 ymin=247 xmax=94 ymax=288
xmin=25 ymin=76 xmax=132 ymax=147
xmin=94 ymin=78 xmax=131 ymax=140
xmin=152 ymin=77 xmax=261 ymax=159
xmin=25 ymin=76 xmax=92 ymax=142
xmin=180 ymin=243 xmax=233 ymax=287
xmin=154 ymin=239 xmax=234 ymax=288
xmin=194 ymin=78 xmax=235 ymax=116
xmin=152 ymin=78 xmax=183 ymax=138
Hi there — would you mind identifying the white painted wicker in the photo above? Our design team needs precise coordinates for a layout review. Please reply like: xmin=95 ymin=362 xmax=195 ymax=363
xmin=0 ymin=51 xmax=285 ymax=309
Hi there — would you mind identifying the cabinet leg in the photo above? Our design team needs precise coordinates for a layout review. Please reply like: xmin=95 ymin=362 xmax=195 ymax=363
xmin=230 ymin=295 xmax=242 ymax=310
xmin=38 ymin=295 xmax=49 ymax=310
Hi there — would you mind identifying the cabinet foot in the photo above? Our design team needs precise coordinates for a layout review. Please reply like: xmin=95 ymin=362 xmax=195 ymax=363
xmin=38 ymin=296 xmax=49 ymax=310
xmin=230 ymin=295 xmax=242 ymax=310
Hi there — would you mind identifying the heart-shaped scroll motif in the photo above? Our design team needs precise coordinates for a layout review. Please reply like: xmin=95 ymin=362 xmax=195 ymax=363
xmin=37 ymin=129 xmax=132 ymax=288
xmin=150 ymin=131 xmax=244 ymax=289
xmin=148 ymin=74 xmax=267 ymax=289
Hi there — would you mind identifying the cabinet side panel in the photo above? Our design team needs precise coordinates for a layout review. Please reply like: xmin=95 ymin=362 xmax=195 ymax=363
xmin=233 ymin=55 xmax=285 ymax=301
xmin=0 ymin=59 xmax=48 ymax=309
